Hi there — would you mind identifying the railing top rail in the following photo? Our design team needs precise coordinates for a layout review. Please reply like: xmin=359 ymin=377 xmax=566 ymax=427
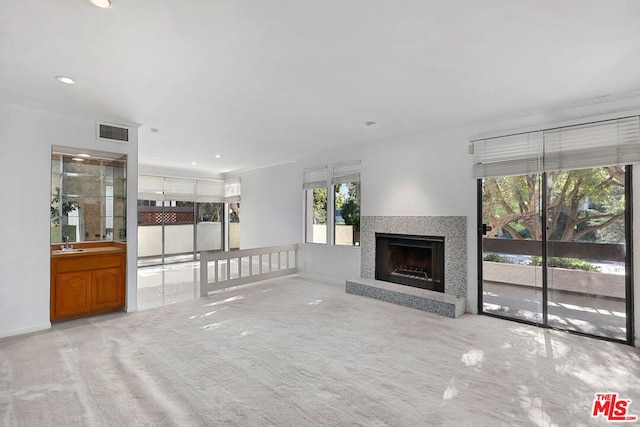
xmin=482 ymin=238 xmax=625 ymax=262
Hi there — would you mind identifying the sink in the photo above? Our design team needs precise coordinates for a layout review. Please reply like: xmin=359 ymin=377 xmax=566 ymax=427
xmin=53 ymin=248 xmax=86 ymax=254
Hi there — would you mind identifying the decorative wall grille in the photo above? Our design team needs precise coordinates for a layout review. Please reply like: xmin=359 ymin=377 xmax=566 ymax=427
xmin=138 ymin=211 xmax=194 ymax=225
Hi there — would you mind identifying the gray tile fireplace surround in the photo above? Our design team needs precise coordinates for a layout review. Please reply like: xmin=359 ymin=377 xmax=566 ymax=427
xmin=346 ymin=216 xmax=467 ymax=318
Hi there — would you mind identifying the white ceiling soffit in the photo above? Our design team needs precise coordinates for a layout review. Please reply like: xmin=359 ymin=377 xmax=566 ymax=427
xmin=2 ymin=0 xmax=640 ymax=174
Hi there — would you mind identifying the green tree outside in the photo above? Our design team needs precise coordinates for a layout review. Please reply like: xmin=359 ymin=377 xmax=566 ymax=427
xmin=483 ymin=166 xmax=625 ymax=243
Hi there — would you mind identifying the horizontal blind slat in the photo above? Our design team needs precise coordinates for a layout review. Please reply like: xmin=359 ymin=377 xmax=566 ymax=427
xmin=196 ymin=179 xmax=225 ymax=203
xmin=303 ymin=166 xmax=328 ymax=189
xmin=224 ymin=178 xmax=241 ymax=202
xmin=164 ymin=178 xmax=196 ymax=201
xmin=472 ymin=132 xmax=543 ymax=178
xmin=138 ymin=175 xmax=165 ymax=201
xmin=138 ymin=175 xmax=238 ymax=202
xmin=472 ymin=117 xmax=640 ymax=178
xmin=332 ymin=160 xmax=361 ymax=185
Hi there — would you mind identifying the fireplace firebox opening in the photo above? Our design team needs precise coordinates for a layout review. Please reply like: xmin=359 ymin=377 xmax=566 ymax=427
xmin=375 ymin=233 xmax=444 ymax=292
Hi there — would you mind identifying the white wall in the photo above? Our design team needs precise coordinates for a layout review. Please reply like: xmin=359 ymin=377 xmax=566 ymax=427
xmin=236 ymin=163 xmax=302 ymax=249
xmin=361 ymin=128 xmax=474 ymax=217
xmin=0 ymin=102 xmax=138 ymax=338
xmin=298 ymin=244 xmax=361 ymax=283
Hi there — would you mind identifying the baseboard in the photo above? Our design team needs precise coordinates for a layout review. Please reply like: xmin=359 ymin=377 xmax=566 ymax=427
xmin=0 ymin=322 xmax=51 ymax=339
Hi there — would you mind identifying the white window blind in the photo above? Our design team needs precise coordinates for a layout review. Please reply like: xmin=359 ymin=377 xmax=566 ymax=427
xmin=138 ymin=175 xmax=165 ymax=201
xmin=473 ymin=116 xmax=640 ymax=178
xmin=303 ymin=166 xmax=328 ymax=189
xmin=331 ymin=160 xmax=361 ymax=185
xmin=196 ymin=180 xmax=225 ymax=203
xmin=544 ymin=117 xmax=640 ymax=171
xmin=138 ymin=175 xmax=240 ymax=203
xmin=224 ymin=178 xmax=241 ymax=203
xmin=163 ymin=178 xmax=196 ymax=201
xmin=473 ymin=132 xmax=543 ymax=178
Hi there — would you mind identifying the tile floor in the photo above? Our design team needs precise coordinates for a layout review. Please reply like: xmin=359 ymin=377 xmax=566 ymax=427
xmin=137 ymin=261 xmax=201 ymax=311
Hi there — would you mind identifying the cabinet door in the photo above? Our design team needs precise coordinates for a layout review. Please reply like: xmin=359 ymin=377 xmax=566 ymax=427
xmin=91 ymin=267 xmax=124 ymax=310
xmin=55 ymin=271 xmax=92 ymax=318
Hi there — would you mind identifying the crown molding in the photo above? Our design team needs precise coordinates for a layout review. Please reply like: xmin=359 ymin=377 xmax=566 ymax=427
xmin=0 ymin=96 xmax=142 ymax=128
xmin=467 ymin=88 xmax=640 ymax=141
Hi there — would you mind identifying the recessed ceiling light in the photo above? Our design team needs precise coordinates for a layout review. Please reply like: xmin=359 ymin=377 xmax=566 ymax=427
xmin=55 ymin=76 xmax=76 ymax=85
xmin=192 ymin=162 xmax=197 ymax=166
xmin=89 ymin=0 xmax=112 ymax=8
xmin=364 ymin=121 xmax=376 ymax=127
xmin=214 ymin=154 xmax=221 ymax=159
xmin=76 ymin=153 xmax=91 ymax=158
xmin=71 ymin=157 xmax=85 ymax=162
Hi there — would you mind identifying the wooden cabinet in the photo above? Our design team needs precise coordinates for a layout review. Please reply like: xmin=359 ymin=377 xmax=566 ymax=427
xmin=54 ymin=271 xmax=92 ymax=318
xmin=92 ymin=267 xmax=123 ymax=311
xmin=51 ymin=242 xmax=126 ymax=321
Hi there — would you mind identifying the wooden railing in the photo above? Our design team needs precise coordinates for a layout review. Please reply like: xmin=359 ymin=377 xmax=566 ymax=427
xmin=199 ymin=244 xmax=298 ymax=295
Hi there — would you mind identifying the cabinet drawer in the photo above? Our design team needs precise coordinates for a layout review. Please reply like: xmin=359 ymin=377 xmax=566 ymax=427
xmin=55 ymin=255 xmax=122 ymax=273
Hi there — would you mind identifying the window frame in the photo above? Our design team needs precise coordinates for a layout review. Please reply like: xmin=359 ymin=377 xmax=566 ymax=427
xmin=303 ymin=161 xmax=360 ymax=247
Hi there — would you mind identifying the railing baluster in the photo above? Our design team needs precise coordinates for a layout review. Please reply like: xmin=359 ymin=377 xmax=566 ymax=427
xmin=200 ymin=257 xmax=208 ymax=297
xmin=199 ymin=244 xmax=298 ymax=295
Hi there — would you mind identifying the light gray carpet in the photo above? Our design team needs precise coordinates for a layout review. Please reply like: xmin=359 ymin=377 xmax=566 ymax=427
xmin=1 ymin=276 xmax=639 ymax=426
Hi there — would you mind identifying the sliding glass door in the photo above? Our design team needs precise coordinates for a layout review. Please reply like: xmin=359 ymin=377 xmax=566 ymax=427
xmin=481 ymin=174 xmax=544 ymax=324
xmin=479 ymin=166 xmax=632 ymax=343
xmin=546 ymin=167 xmax=628 ymax=340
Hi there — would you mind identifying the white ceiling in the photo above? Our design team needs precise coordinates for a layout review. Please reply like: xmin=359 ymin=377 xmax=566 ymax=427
xmin=2 ymin=0 xmax=640 ymax=174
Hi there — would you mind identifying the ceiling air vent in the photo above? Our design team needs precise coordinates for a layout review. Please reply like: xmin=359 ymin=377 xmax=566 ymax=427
xmin=97 ymin=122 xmax=130 ymax=143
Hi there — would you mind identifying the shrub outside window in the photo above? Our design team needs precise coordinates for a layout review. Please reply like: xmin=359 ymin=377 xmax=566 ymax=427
xmin=334 ymin=181 xmax=360 ymax=246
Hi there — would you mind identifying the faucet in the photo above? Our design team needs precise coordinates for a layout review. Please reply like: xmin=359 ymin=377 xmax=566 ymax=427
xmin=63 ymin=236 xmax=70 ymax=250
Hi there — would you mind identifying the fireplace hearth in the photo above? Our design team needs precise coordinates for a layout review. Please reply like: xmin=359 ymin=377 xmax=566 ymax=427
xmin=375 ymin=233 xmax=444 ymax=292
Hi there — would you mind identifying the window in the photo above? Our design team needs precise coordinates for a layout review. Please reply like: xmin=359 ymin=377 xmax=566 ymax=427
xmin=229 ymin=202 xmax=240 ymax=250
xmin=304 ymin=161 xmax=360 ymax=246
xmin=197 ymin=202 xmax=224 ymax=253
xmin=137 ymin=175 xmax=240 ymax=265
xmin=304 ymin=166 xmax=328 ymax=244
xmin=333 ymin=161 xmax=361 ymax=246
